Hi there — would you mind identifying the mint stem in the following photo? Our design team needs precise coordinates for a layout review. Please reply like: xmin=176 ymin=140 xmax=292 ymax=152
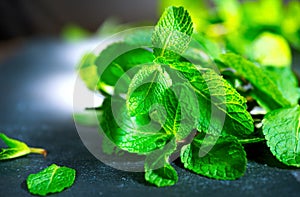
xmin=30 ymin=147 xmax=47 ymax=158
xmin=238 ymin=138 xmax=265 ymax=144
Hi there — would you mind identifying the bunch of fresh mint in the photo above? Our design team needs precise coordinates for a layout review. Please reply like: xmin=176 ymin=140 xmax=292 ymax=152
xmin=78 ymin=6 xmax=300 ymax=187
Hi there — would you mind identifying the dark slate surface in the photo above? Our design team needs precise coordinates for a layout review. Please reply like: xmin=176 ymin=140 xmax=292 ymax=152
xmin=0 ymin=39 xmax=300 ymax=197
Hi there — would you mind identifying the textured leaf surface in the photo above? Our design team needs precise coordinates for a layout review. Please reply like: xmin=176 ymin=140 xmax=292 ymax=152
xmin=262 ymin=106 xmax=300 ymax=167
xmin=101 ymin=97 xmax=172 ymax=154
xmin=263 ymin=67 xmax=299 ymax=105
xmin=181 ymin=133 xmax=247 ymax=180
xmin=0 ymin=133 xmax=30 ymax=160
xmin=27 ymin=164 xmax=76 ymax=196
xmin=145 ymin=163 xmax=178 ymax=187
xmin=153 ymin=84 xmax=198 ymax=139
xmin=145 ymin=139 xmax=178 ymax=187
xmin=170 ymin=62 xmax=254 ymax=137
xmin=152 ymin=6 xmax=193 ymax=60
xmin=127 ymin=64 xmax=172 ymax=116
xmin=220 ymin=53 xmax=291 ymax=111
xmin=159 ymin=0 xmax=209 ymax=33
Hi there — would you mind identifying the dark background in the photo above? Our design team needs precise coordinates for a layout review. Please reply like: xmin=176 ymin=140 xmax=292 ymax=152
xmin=0 ymin=0 xmax=157 ymax=40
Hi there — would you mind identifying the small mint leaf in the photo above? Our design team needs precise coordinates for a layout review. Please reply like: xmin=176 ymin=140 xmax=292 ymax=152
xmin=152 ymin=6 xmax=193 ymax=61
xmin=145 ymin=139 xmax=178 ymax=187
xmin=26 ymin=164 xmax=76 ymax=196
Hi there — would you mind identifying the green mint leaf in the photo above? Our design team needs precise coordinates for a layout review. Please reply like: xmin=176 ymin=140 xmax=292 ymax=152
xmin=26 ymin=164 xmax=76 ymax=196
xmin=145 ymin=139 xmax=178 ymax=187
xmin=263 ymin=66 xmax=299 ymax=105
xmin=101 ymin=97 xmax=172 ymax=154
xmin=170 ymin=62 xmax=254 ymax=137
xmin=251 ymin=32 xmax=292 ymax=67
xmin=262 ymin=105 xmax=300 ymax=167
xmin=145 ymin=163 xmax=178 ymax=187
xmin=78 ymin=53 xmax=98 ymax=91
xmin=79 ymin=28 xmax=154 ymax=94
xmin=95 ymin=43 xmax=154 ymax=94
xmin=152 ymin=6 xmax=193 ymax=61
xmin=153 ymin=84 xmax=198 ymax=140
xmin=0 ymin=133 xmax=46 ymax=160
xmin=159 ymin=0 xmax=209 ymax=33
xmin=127 ymin=64 xmax=172 ymax=116
xmin=97 ymin=48 xmax=154 ymax=87
xmin=219 ymin=53 xmax=291 ymax=111
xmin=181 ymin=133 xmax=247 ymax=180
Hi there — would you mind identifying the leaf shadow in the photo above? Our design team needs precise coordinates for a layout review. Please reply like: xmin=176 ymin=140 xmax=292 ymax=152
xmin=20 ymin=180 xmax=28 ymax=192
xmin=173 ymin=157 xmax=184 ymax=169
xmin=125 ymin=171 xmax=152 ymax=186
xmin=244 ymin=142 xmax=299 ymax=170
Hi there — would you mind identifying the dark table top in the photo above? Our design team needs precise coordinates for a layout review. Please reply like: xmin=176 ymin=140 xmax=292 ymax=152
xmin=0 ymin=38 xmax=300 ymax=197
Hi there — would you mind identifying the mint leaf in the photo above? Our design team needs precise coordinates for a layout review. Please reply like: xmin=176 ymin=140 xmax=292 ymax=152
xmin=262 ymin=105 xmax=300 ymax=167
xmin=80 ymin=28 xmax=154 ymax=94
xmin=26 ymin=164 xmax=76 ymax=196
xmin=170 ymin=62 xmax=254 ymax=137
xmin=98 ymin=48 xmax=154 ymax=86
xmin=159 ymin=0 xmax=209 ymax=33
xmin=0 ymin=133 xmax=46 ymax=160
xmin=95 ymin=43 xmax=154 ymax=94
xmin=251 ymin=32 xmax=292 ymax=67
xmin=101 ymin=97 xmax=172 ymax=154
xmin=152 ymin=6 xmax=193 ymax=61
xmin=145 ymin=163 xmax=178 ymax=187
xmin=153 ymin=84 xmax=198 ymax=140
xmin=263 ymin=67 xmax=299 ymax=105
xmin=78 ymin=53 xmax=98 ymax=90
xmin=145 ymin=139 xmax=178 ymax=187
xmin=219 ymin=53 xmax=291 ymax=111
xmin=127 ymin=64 xmax=172 ymax=116
xmin=181 ymin=133 xmax=247 ymax=180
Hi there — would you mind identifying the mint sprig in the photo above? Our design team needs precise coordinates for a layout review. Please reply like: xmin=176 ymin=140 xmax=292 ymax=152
xmin=78 ymin=5 xmax=300 ymax=187
xmin=0 ymin=133 xmax=47 ymax=160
